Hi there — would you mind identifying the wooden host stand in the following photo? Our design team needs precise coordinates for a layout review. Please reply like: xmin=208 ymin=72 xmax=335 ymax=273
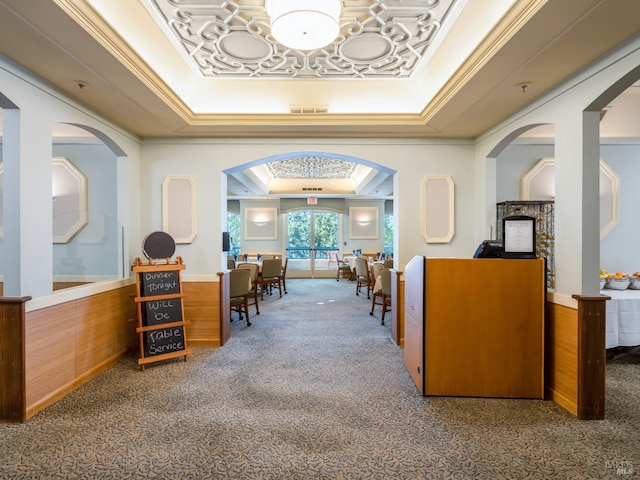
xmin=404 ymin=256 xmax=546 ymax=398
xmin=132 ymin=257 xmax=193 ymax=370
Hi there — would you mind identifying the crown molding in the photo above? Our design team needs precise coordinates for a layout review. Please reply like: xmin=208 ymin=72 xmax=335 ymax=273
xmin=420 ymin=0 xmax=546 ymax=123
xmin=53 ymin=0 xmax=193 ymax=121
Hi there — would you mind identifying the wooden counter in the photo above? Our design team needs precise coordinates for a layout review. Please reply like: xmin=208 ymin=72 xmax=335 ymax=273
xmin=404 ymin=256 xmax=545 ymax=398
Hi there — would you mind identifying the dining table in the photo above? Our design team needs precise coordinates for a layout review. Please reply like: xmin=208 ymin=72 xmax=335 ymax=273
xmin=343 ymin=256 xmax=384 ymax=283
xmin=603 ymin=288 xmax=640 ymax=349
xmin=234 ymin=257 xmax=263 ymax=270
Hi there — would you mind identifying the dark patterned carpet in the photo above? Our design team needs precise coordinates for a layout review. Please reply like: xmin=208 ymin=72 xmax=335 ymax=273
xmin=1 ymin=278 xmax=639 ymax=479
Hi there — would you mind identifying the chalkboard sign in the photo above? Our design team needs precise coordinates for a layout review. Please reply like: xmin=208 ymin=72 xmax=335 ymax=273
xmin=144 ymin=326 xmax=185 ymax=357
xmin=132 ymin=257 xmax=192 ymax=370
xmin=143 ymin=298 xmax=182 ymax=326
xmin=141 ymin=270 xmax=180 ymax=296
xmin=142 ymin=231 xmax=176 ymax=260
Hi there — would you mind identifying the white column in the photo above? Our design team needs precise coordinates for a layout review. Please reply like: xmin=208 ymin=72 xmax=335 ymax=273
xmin=554 ymin=110 xmax=601 ymax=296
xmin=3 ymin=108 xmax=53 ymax=297
xmin=474 ymin=155 xmax=497 ymax=242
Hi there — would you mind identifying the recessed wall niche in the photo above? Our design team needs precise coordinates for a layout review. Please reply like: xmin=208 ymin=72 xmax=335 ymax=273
xmin=0 ymin=158 xmax=88 ymax=242
xmin=520 ymin=157 xmax=619 ymax=238
xmin=421 ymin=175 xmax=455 ymax=243
xmin=52 ymin=157 xmax=89 ymax=243
xmin=349 ymin=206 xmax=379 ymax=239
xmin=162 ymin=175 xmax=197 ymax=244
xmin=244 ymin=207 xmax=278 ymax=240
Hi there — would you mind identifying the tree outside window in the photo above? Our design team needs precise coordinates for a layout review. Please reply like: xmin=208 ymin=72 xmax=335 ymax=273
xmin=384 ymin=214 xmax=393 ymax=256
xmin=227 ymin=211 xmax=241 ymax=255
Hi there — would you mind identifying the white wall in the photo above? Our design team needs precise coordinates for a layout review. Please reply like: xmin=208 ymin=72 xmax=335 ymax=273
xmin=3 ymin=32 xmax=639 ymax=300
xmin=0 ymin=55 xmax=142 ymax=298
xmin=140 ymin=139 xmax=478 ymax=277
xmin=476 ymin=35 xmax=640 ymax=300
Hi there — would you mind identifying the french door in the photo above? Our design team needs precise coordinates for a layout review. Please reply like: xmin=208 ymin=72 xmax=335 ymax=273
xmin=286 ymin=210 xmax=340 ymax=278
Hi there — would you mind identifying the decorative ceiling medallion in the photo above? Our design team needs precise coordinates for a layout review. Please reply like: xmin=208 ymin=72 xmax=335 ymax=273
xmin=148 ymin=0 xmax=455 ymax=79
xmin=339 ymin=34 xmax=393 ymax=63
xmin=266 ymin=157 xmax=357 ymax=179
xmin=217 ymin=33 xmax=273 ymax=62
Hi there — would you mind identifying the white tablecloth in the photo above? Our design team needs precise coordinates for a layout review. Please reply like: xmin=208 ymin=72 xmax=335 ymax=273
xmin=603 ymin=288 xmax=640 ymax=348
xmin=343 ymin=256 xmax=360 ymax=271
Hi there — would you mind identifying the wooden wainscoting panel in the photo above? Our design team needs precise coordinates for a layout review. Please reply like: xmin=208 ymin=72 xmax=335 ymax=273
xmin=391 ymin=272 xmax=404 ymax=346
xmin=75 ymin=289 xmax=133 ymax=377
xmin=53 ymin=282 xmax=90 ymax=291
xmin=219 ymin=272 xmax=230 ymax=346
xmin=183 ymin=282 xmax=221 ymax=346
xmin=546 ymin=301 xmax=578 ymax=416
xmin=25 ymin=303 xmax=77 ymax=409
xmin=24 ymin=285 xmax=136 ymax=420
xmin=115 ymin=285 xmax=137 ymax=351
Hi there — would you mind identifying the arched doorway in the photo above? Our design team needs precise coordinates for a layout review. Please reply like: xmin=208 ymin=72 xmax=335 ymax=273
xmin=223 ymin=152 xmax=397 ymax=278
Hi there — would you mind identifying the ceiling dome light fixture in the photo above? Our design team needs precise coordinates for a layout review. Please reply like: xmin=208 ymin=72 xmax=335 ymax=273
xmin=266 ymin=0 xmax=342 ymax=51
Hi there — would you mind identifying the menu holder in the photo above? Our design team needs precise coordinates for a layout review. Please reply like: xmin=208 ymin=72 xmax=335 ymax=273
xmin=132 ymin=256 xmax=193 ymax=370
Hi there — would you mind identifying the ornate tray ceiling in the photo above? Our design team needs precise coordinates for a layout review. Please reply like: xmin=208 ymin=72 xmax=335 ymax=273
xmin=146 ymin=0 xmax=456 ymax=79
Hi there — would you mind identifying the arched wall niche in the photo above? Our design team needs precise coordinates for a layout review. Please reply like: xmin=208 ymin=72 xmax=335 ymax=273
xmin=50 ymin=122 xmax=128 ymax=289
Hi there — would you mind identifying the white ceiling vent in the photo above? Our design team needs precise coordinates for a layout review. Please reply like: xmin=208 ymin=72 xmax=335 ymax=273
xmin=289 ymin=105 xmax=329 ymax=114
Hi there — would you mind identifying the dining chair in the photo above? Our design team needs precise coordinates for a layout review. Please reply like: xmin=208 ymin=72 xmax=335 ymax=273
xmin=229 ymin=268 xmax=252 ymax=326
xmin=383 ymin=258 xmax=394 ymax=268
xmin=236 ymin=262 xmax=260 ymax=315
xmin=370 ymin=268 xmax=392 ymax=325
xmin=370 ymin=262 xmax=384 ymax=284
xmin=259 ymin=257 xmax=283 ymax=299
xmin=226 ymin=256 xmax=236 ymax=270
xmin=336 ymin=255 xmax=353 ymax=281
xmin=279 ymin=257 xmax=289 ymax=294
xmin=327 ymin=251 xmax=338 ymax=268
xmin=354 ymin=257 xmax=373 ymax=299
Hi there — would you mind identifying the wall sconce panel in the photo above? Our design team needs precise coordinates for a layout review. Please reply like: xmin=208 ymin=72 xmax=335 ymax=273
xmin=244 ymin=207 xmax=278 ymax=240
xmin=349 ymin=206 xmax=379 ymax=239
